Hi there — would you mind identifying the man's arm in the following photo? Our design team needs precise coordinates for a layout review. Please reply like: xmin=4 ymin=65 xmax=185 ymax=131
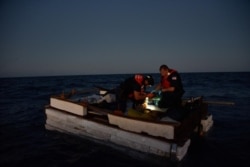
xmin=154 ymin=83 xmax=162 ymax=91
xmin=153 ymin=83 xmax=174 ymax=92
xmin=133 ymin=91 xmax=147 ymax=100
xmin=161 ymin=87 xmax=175 ymax=92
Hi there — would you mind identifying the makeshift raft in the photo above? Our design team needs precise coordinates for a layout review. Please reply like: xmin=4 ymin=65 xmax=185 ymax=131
xmin=44 ymin=89 xmax=213 ymax=161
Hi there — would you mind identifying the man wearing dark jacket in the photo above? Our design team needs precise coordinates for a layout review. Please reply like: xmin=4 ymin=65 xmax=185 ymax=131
xmin=154 ymin=64 xmax=185 ymax=108
xmin=116 ymin=74 xmax=154 ymax=112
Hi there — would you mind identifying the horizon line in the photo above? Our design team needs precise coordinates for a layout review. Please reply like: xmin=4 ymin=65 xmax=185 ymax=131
xmin=1 ymin=71 xmax=249 ymax=79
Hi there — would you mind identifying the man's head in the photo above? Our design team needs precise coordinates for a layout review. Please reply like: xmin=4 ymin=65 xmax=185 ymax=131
xmin=159 ymin=64 xmax=169 ymax=76
xmin=144 ymin=75 xmax=154 ymax=86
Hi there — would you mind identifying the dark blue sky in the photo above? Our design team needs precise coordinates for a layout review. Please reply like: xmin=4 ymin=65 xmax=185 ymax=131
xmin=1 ymin=0 xmax=249 ymax=77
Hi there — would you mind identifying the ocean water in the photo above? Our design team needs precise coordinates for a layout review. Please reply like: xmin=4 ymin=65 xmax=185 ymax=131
xmin=0 ymin=72 xmax=250 ymax=167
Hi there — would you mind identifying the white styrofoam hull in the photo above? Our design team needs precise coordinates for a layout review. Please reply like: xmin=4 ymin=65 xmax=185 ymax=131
xmin=50 ymin=97 xmax=87 ymax=116
xmin=201 ymin=114 xmax=213 ymax=132
xmin=45 ymin=107 xmax=190 ymax=161
xmin=108 ymin=113 xmax=176 ymax=140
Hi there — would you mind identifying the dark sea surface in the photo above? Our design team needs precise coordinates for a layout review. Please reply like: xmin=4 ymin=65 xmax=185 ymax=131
xmin=1 ymin=72 xmax=250 ymax=167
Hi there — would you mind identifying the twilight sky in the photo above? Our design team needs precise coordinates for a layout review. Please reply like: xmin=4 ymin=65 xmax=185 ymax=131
xmin=1 ymin=0 xmax=249 ymax=77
